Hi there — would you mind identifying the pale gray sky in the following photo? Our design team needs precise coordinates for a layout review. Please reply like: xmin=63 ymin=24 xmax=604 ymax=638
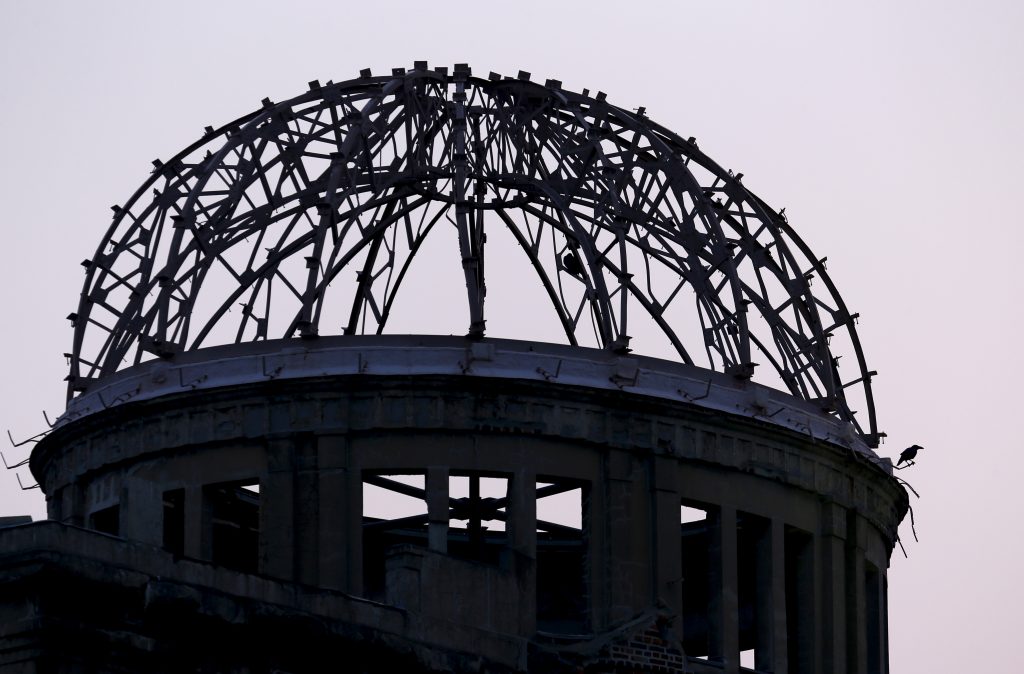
xmin=1 ymin=1 xmax=1021 ymax=670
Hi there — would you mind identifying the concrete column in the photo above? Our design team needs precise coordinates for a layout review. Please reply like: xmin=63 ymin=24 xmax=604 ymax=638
xmin=262 ymin=437 xmax=296 ymax=580
xmin=293 ymin=434 xmax=319 ymax=585
xmin=865 ymin=562 xmax=883 ymax=674
xmin=317 ymin=435 xmax=351 ymax=591
xmin=752 ymin=518 xmax=773 ymax=673
xmin=59 ymin=482 xmax=85 ymax=527
xmin=652 ymin=455 xmax=682 ymax=639
xmin=708 ymin=506 xmax=739 ymax=673
xmin=426 ymin=466 xmax=449 ymax=553
xmin=343 ymin=463 xmax=363 ymax=595
xmin=881 ymin=575 xmax=890 ymax=674
xmin=121 ymin=477 xmax=163 ymax=546
xmin=47 ymin=488 xmax=63 ymax=523
xmin=183 ymin=484 xmax=209 ymax=560
xmin=588 ymin=468 xmax=608 ymax=632
xmin=769 ymin=518 xmax=789 ymax=674
xmin=846 ymin=513 xmax=872 ymax=674
xmin=821 ymin=502 xmax=849 ymax=674
xmin=508 ymin=467 xmax=537 ymax=560
xmin=508 ymin=466 xmax=537 ymax=635
xmin=848 ymin=549 xmax=867 ymax=674
xmin=344 ymin=465 xmax=364 ymax=594
xmin=604 ymin=451 xmax=651 ymax=625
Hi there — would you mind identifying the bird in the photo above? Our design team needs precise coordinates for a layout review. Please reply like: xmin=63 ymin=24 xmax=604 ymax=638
xmin=562 ymin=250 xmax=586 ymax=279
xmin=897 ymin=444 xmax=923 ymax=466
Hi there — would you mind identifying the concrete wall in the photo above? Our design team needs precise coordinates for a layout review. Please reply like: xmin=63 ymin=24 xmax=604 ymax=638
xmin=29 ymin=363 xmax=908 ymax=674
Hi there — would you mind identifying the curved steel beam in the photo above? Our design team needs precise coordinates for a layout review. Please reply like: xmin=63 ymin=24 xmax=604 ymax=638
xmin=67 ymin=65 xmax=879 ymax=444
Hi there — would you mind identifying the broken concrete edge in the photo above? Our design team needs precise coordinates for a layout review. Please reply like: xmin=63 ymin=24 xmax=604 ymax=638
xmin=0 ymin=521 xmax=527 ymax=673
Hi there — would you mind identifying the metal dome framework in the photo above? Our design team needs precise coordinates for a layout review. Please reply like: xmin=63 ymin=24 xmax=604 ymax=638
xmin=67 ymin=62 xmax=880 ymax=444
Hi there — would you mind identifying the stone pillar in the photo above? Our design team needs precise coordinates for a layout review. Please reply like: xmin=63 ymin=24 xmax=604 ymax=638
xmin=652 ymin=455 xmax=682 ymax=638
xmin=262 ymin=437 xmax=296 ymax=580
xmin=768 ymin=518 xmax=789 ymax=673
xmin=821 ymin=501 xmax=849 ymax=674
xmin=508 ymin=466 xmax=537 ymax=635
xmin=426 ymin=466 xmax=449 ymax=553
xmin=881 ymin=574 xmax=890 ymax=674
xmin=709 ymin=505 xmax=739 ymax=673
xmin=865 ymin=561 xmax=883 ymax=674
xmin=183 ymin=484 xmax=209 ymax=560
xmin=604 ymin=451 xmax=651 ymax=625
xmin=849 ymin=552 xmax=867 ymax=674
xmin=293 ymin=434 xmax=319 ymax=585
xmin=121 ymin=477 xmax=163 ymax=546
xmin=856 ymin=510 xmax=888 ymax=671
xmin=752 ymin=517 xmax=774 ymax=672
xmin=47 ymin=489 xmax=63 ymax=523
xmin=58 ymin=482 xmax=85 ymax=527
xmin=587 ymin=468 xmax=608 ymax=632
xmin=317 ymin=434 xmax=353 ymax=592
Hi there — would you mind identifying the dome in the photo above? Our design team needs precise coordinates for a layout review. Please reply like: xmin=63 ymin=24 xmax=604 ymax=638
xmin=67 ymin=62 xmax=879 ymax=445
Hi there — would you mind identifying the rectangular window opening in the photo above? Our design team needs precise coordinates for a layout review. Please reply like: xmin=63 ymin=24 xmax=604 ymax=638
xmin=362 ymin=472 xmax=428 ymax=601
xmin=536 ymin=478 xmax=587 ymax=633
xmin=162 ymin=488 xmax=185 ymax=556
xmin=681 ymin=500 xmax=715 ymax=660
xmin=738 ymin=511 xmax=771 ymax=672
xmin=89 ymin=504 xmax=120 ymax=537
xmin=447 ymin=472 xmax=509 ymax=565
xmin=785 ymin=526 xmax=814 ymax=674
xmin=207 ymin=478 xmax=260 ymax=574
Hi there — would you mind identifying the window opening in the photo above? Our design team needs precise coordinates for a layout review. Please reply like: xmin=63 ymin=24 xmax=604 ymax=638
xmin=536 ymin=478 xmax=587 ymax=633
xmin=785 ymin=526 xmax=814 ymax=674
xmin=206 ymin=478 xmax=260 ymax=573
xmin=162 ymin=488 xmax=185 ymax=556
xmin=680 ymin=501 xmax=715 ymax=661
xmin=738 ymin=511 xmax=771 ymax=672
xmin=362 ymin=471 xmax=515 ymax=600
xmin=448 ymin=473 xmax=509 ymax=564
xmin=362 ymin=472 xmax=429 ymax=600
xmin=89 ymin=504 xmax=120 ymax=536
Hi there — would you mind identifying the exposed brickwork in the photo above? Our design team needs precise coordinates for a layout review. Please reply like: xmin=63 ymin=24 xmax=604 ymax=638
xmin=587 ymin=621 xmax=686 ymax=674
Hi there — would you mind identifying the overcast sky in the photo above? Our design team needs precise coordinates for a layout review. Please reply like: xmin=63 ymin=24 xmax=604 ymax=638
xmin=1 ymin=1 xmax=1021 ymax=670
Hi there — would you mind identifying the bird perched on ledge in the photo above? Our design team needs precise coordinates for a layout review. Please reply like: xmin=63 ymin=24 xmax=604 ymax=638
xmin=897 ymin=444 xmax=923 ymax=467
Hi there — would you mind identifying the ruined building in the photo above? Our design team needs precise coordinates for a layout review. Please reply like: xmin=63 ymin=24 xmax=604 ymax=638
xmin=0 ymin=63 xmax=908 ymax=673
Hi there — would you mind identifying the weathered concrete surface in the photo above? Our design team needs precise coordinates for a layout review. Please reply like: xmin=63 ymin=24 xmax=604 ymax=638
xmin=20 ymin=339 xmax=908 ymax=674
xmin=0 ymin=522 xmax=525 ymax=673
xmin=386 ymin=545 xmax=530 ymax=636
xmin=57 ymin=336 xmax=883 ymax=461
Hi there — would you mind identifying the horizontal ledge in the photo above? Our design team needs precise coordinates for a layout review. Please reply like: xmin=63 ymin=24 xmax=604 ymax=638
xmin=62 ymin=335 xmax=880 ymax=462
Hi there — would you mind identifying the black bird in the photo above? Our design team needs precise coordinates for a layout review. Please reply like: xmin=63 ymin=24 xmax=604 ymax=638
xmin=897 ymin=444 xmax=923 ymax=466
xmin=562 ymin=250 xmax=586 ymax=279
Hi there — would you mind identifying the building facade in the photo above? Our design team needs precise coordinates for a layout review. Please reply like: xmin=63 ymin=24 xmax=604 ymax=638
xmin=0 ymin=64 xmax=907 ymax=673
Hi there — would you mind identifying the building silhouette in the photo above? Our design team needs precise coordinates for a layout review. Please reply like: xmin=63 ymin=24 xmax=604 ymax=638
xmin=0 ymin=63 xmax=908 ymax=673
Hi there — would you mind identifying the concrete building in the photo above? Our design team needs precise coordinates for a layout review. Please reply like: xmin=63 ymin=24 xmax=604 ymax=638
xmin=0 ymin=63 xmax=908 ymax=673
